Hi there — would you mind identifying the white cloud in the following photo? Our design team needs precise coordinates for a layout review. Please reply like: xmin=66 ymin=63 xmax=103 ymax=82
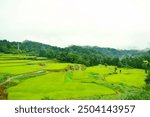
xmin=0 ymin=0 xmax=150 ymax=49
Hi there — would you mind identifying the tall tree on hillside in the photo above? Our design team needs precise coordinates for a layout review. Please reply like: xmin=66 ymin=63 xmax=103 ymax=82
xmin=145 ymin=60 xmax=150 ymax=84
xmin=145 ymin=70 xmax=150 ymax=84
xmin=39 ymin=49 xmax=47 ymax=57
xmin=46 ymin=49 xmax=55 ymax=58
xmin=143 ymin=60 xmax=149 ymax=74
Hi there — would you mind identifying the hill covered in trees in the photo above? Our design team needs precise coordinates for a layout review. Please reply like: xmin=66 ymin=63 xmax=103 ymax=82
xmin=0 ymin=39 xmax=150 ymax=68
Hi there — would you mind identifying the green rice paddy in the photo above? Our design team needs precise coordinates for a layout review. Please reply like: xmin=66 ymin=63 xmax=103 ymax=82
xmin=0 ymin=54 xmax=147 ymax=100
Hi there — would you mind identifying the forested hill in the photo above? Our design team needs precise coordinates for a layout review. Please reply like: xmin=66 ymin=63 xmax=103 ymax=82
xmin=91 ymin=46 xmax=146 ymax=57
xmin=0 ymin=39 xmax=147 ymax=57
xmin=0 ymin=39 xmax=150 ymax=68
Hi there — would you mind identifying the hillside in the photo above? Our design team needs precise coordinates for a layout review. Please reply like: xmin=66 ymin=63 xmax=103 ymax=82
xmin=0 ymin=41 xmax=150 ymax=100
xmin=0 ymin=53 xmax=149 ymax=100
xmin=0 ymin=39 xmax=150 ymax=68
xmin=0 ymin=40 xmax=147 ymax=57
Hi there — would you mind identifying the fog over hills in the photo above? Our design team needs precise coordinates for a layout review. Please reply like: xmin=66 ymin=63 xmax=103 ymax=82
xmin=0 ymin=0 xmax=150 ymax=50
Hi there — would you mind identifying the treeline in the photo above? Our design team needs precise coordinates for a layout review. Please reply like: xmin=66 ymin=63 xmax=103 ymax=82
xmin=0 ymin=39 xmax=150 ymax=69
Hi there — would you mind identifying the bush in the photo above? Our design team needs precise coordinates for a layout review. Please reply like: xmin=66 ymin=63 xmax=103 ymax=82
xmin=123 ymin=90 xmax=150 ymax=100
xmin=145 ymin=70 xmax=150 ymax=84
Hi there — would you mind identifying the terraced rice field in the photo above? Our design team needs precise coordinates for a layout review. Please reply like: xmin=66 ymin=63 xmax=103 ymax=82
xmin=0 ymin=54 xmax=147 ymax=100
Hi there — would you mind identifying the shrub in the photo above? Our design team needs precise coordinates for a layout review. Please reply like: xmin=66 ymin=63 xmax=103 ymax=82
xmin=145 ymin=70 xmax=150 ymax=84
xmin=123 ymin=90 xmax=150 ymax=100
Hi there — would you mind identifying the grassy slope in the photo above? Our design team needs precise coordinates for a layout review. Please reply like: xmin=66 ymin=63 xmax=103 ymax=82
xmin=86 ymin=66 xmax=145 ymax=87
xmin=0 ymin=54 xmax=69 ymax=75
xmin=7 ymin=72 xmax=115 ymax=99
xmin=0 ymin=54 xmax=147 ymax=100
xmin=7 ymin=66 xmax=146 ymax=100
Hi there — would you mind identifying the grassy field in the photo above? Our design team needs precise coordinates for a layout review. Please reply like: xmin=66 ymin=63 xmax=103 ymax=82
xmin=7 ymin=72 xmax=116 ymax=99
xmin=0 ymin=54 xmax=148 ymax=100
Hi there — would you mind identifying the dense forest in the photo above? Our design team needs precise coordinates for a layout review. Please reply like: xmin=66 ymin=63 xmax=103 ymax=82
xmin=0 ymin=39 xmax=150 ymax=69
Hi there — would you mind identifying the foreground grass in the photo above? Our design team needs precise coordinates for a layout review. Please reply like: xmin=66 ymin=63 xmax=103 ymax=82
xmin=7 ymin=66 xmax=147 ymax=100
xmin=7 ymin=72 xmax=115 ymax=100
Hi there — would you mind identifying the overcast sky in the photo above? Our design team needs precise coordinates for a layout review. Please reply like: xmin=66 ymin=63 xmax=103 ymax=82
xmin=0 ymin=0 xmax=150 ymax=49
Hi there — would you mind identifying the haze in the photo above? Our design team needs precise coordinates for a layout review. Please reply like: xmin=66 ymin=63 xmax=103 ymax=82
xmin=0 ymin=0 xmax=150 ymax=50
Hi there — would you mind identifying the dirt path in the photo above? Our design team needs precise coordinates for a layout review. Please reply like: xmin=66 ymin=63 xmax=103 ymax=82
xmin=0 ymin=70 xmax=46 ymax=86
xmin=0 ymin=69 xmax=71 ymax=86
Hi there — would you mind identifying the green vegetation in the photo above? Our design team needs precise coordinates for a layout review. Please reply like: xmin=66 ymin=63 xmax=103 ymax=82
xmin=105 ymin=69 xmax=145 ymax=87
xmin=0 ymin=39 xmax=150 ymax=100
xmin=7 ymin=72 xmax=115 ymax=100
xmin=6 ymin=64 xmax=149 ymax=100
xmin=0 ymin=54 xmax=148 ymax=100
xmin=0 ymin=40 xmax=150 ymax=67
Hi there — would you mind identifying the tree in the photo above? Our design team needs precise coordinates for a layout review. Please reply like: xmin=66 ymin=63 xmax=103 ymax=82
xmin=142 ymin=60 xmax=149 ymax=74
xmin=46 ymin=49 xmax=55 ymax=58
xmin=145 ymin=70 xmax=150 ymax=84
xmin=114 ymin=67 xmax=118 ymax=74
xmin=39 ymin=49 xmax=47 ymax=57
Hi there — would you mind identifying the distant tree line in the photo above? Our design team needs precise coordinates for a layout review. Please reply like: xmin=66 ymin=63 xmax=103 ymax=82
xmin=0 ymin=39 xmax=150 ymax=69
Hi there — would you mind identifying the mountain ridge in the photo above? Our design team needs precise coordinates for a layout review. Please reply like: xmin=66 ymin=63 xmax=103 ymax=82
xmin=0 ymin=39 xmax=148 ymax=57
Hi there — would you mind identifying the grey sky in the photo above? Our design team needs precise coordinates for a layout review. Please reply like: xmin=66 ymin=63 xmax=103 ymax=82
xmin=0 ymin=0 xmax=150 ymax=49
